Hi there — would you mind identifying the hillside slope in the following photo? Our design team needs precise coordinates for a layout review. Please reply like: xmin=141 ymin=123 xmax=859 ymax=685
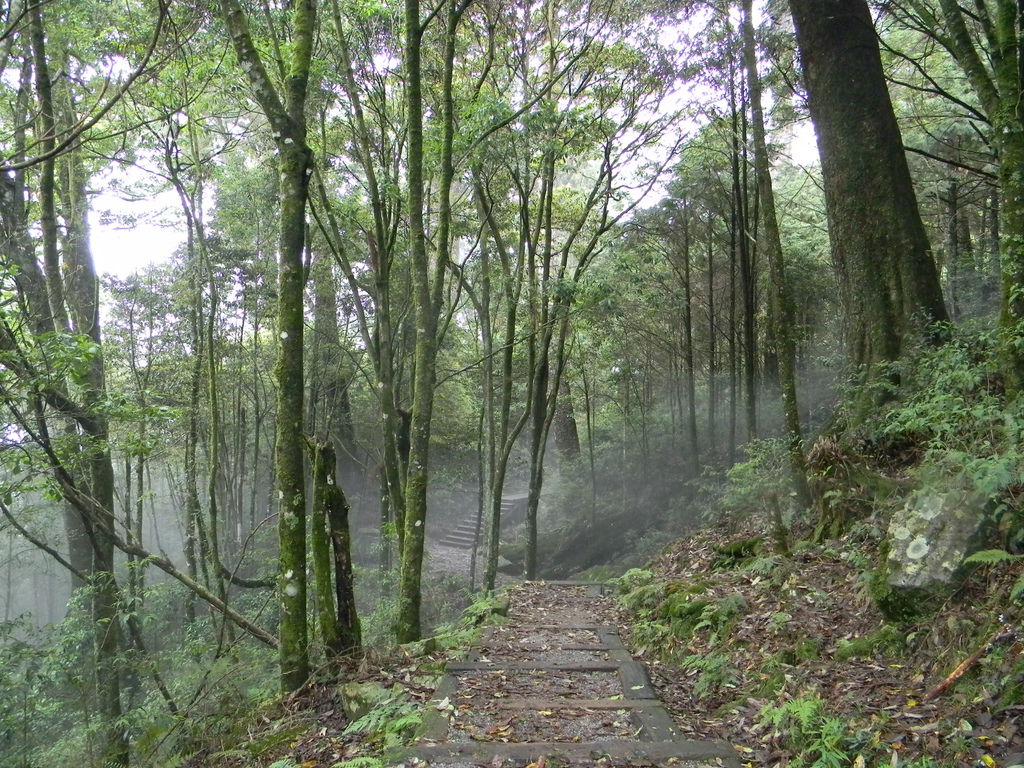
xmin=612 ymin=520 xmax=1024 ymax=767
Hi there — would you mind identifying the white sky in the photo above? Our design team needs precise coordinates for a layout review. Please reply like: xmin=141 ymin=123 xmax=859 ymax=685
xmin=787 ymin=120 xmax=818 ymax=165
xmin=89 ymin=182 xmax=183 ymax=278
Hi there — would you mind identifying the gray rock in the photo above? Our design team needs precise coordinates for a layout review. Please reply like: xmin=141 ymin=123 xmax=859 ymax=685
xmin=398 ymin=636 xmax=438 ymax=657
xmin=879 ymin=486 xmax=988 ymax=617
xmin=340 ymin=681 xmax=391 ymax=721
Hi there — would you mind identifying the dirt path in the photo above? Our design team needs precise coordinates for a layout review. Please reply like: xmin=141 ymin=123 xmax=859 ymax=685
xmin=406 ymin=581 xmax=739 ymax=767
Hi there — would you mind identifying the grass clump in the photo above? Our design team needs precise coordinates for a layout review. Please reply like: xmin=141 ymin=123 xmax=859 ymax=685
xmin=834 ymin=624 xmax=904 ymax=661
xmin=712 ymin=537 xmax=763 ymax=570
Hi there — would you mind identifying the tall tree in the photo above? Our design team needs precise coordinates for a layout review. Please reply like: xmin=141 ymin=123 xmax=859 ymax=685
xmin=739 ymin=0 xmax=811 ymax=508
xmin=217 ymin=0 xmax=317 ymax=692
xmin=788 ymin=0 xmax=947 ymax=413
xmin=395 ymin=0 xmax=466 ymax=643
xmin=888 ymin=0 xmax=1024 ymax=387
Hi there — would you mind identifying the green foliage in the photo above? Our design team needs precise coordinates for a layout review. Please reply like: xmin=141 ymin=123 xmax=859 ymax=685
xmin=719 ymin=439 xmax=791 ymax=516
xmin=869 ymin=568 xmax=934 ymax=622
xmin=0 ymin=578 xmax=281 ymax=767
xmin=223 ymin=723 xmax=308 ymax=760
xmin=609 ymin=567 xmax=656 ymax=593
xmin=679 ymin=652 xmax=738 ymax=700
xmin=758 ymin=695 xmax=853 ymax=768
xmin=331 ymin=757 xmax=385 ymax=768
xmin=619 ymin=578 xmax=746 ymax=661
xmin=617 ymin=582 xmax=665 ymax=616
xmin=964 ymin=548 xmax=1023 ymax=565
xmin=833 ymin=625 xmax=904 ymax=662
xmin=757 ymin=694 xmax=944 ymax=768
xmin=460 ymin=592 xmax=509 ymax=626
xmin=777 ymin=638 xmax=822 ymax=666
xmin=342 ymin=697 xmax=421 ymax=751
xmin=964 ymin=549 xmax=1024 ymax=602
xmin=880 ymin=325 xmax=1022 ymax=514
xmin=711 ymin=537 xmax=763 ymax=570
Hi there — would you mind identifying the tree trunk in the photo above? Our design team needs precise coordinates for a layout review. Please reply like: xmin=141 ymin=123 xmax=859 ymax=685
xmin=706 ymin=214 xmax=716 ymax=456
xmin=218 ymin=0 xmax=317 ymax=693
xmin=740 ymin=0 xmax=813 ymax=511
xmin=731 ymin=63 xmax=757 ymax=440
xmin=789 ymin=0 xmax=947 ymax=414
xmin=62 ymin=137 xmax=129 ymax=768
xmin=679 ymin=212 xmax=699 ymax=474
xmin=397 ymin=0 xmax=461 ymax=641
xmin=552 ymin=374 xmax=581 ymax=464
xmin=310 ymin=440 xmax=360 ymax=654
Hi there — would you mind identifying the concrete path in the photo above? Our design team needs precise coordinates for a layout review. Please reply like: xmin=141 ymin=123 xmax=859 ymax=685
xmin=405 ymin=581 xmax=739 ymax=767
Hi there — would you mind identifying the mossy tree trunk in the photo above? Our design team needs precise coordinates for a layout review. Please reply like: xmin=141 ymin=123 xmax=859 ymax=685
xmin=63 ymin=145 xmax=129 ymax=768
xmin=923 ymin=0 xmax=1024 ymax=390
xmin=309 ymin=440 xmax=360 ymax=655
xmin=789 ymin=0 xmax=948 ymax=414
xmin=396 ymin=0 xmax=465 ymax=642
xmin=740 ymin=0 xmax=812 ymax=511
xmin=218 ymin=0 xmax=316 ymax=693
xmin=27 ymin=9 xmax=128 ymax=763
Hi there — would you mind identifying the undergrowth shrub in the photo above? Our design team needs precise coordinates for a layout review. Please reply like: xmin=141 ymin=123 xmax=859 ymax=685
xmin=756 ymin=694 xmax=941 ymax=768
xmin=757 ymin=695 xmax=853 ymax=768
xmin=679 ymin=652 xmax=738 ymax=700
xmin=616 ymin=575 xmax=747 ymax=662
xmin=342 ymin=697 xmax=421 ymax=751
xmin=881 ymin=325 xmax=1022 ymax=520
xmin=718 ymin=439 xmax=790 ymax=517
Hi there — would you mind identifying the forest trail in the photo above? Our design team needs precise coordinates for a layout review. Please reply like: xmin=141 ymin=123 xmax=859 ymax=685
xmin=405 ymin=582 xmax=739 ymax=767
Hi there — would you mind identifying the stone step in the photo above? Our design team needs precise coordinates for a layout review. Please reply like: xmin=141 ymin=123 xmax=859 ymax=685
xmin=442 ymin=528 xmax=478 ymax=541
xmin=438 ymin=533 xmax=478 ymax=548
xmin=406 ymin=739 xmax=736 ymax=767
xmin=404 ymin=581 xmax=740 ymax=768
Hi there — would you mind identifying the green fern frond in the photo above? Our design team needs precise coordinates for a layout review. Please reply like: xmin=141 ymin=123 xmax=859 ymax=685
xmin=964 ymin=549 xmax=1023 ymax=565
xmin=1010 ymin=575 xmax=1024 ymax=602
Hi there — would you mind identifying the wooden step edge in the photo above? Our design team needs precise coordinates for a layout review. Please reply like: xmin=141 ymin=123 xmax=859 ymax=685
xmin=456 ymin=697 xmax=664 ymax=711
xmin=448 ymin=662 xmax=622 ymax=672
xmin=401 ymin=738 xmax=740 ymax=766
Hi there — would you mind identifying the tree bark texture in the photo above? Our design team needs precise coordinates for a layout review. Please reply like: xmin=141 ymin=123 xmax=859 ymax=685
xmin=789 ymin=0 xmax=947 ymax=406
xmin=740 ymin=0 xmax=812 ymax=510
xmin=218 ymin=0 xmax=316 ymax=692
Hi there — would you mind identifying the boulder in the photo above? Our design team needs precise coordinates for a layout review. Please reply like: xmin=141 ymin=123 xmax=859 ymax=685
xmin=398 ymin=636 xmax=438 ymax=658
xmin=339 ymin=681 xmax=391 ymax=721
xmin=877 ymin=486 xmax=988 ymax=619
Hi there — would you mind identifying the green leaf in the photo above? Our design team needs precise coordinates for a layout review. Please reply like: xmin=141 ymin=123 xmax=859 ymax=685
xmin=964 ymin=549 xmax=1023 ymax=565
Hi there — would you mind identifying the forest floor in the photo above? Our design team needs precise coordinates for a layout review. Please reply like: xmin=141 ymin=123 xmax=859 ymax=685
xmin=185 ymin=522 xmax=1024 ymax=768
xmin=623 ymin=518 xmax=1024 ymax=767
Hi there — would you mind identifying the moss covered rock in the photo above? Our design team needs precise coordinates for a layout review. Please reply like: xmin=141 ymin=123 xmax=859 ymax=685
xmin=340 ymin=681 xmax=391 ymax=720
xmin=880 ymin=486 xmax=988 ymax=619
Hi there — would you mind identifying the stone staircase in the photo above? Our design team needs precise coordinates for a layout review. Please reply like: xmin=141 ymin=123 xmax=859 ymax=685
xmin=404 ymin=581 xmax=739 ymax=767
xmin=437 ymin=493 xmax=529 ymax=550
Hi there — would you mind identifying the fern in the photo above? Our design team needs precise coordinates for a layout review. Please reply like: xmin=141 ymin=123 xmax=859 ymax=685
xmin=331 ymin=758 xmax=385 ymax=768
xmin=758 ymin=696 xmax=859 ymax=767
xmin=343 ymin=697 xmax=421 ymax=749
xmin=964 ymin=548 xmax=1023 ymax=565
xmin=963 ymin=549 xmax=1024 ymax=603
xmin=680 ymin=653 xmax=738 ymax=699
xmin=1012 ymin=579 xmax=1024 ymax=602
